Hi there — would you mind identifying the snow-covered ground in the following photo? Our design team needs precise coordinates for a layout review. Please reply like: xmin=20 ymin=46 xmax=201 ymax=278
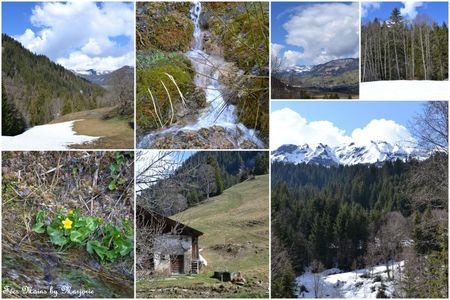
xmin=361 ymin=80 xmax=448 ymax=100
xmin=296 ymin=262 xmax=403 ymax=298
xmin=2 ymin=120 xmax=100 ymax=150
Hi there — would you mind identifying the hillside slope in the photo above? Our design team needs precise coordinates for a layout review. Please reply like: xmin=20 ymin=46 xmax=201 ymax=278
xmin=174 ymin=174 xmax=269 ymax=280
xmin=2 ymin=34 xmax=105 ymax=130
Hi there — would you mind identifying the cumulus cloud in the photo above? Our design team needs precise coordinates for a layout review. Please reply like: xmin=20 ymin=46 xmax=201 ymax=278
xmin=351 ymin=119 xmax=414 ymax=146
xmin=282 ymin=3 xmax=359 ymax=65
xmin=271 ymin=43 xmax=284 ymax=58
xmin=271 ymin=108 xmax=415 ymax=149
xmin=400 ymin=1 xmax=423 ymax=20
xmin=15 ymin=1 xmax=134 ymax=72
xmin=271 ymin=108 xmax=352 ymax=149
xmin=362 ymin=2 xmax=381 ymax=18
xmin=283 ymin=50 xmax=304 ymax=67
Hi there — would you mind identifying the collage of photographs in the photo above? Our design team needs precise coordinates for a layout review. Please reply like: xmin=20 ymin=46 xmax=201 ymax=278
xmin=0 ymin=0 xmax=448 ymax=299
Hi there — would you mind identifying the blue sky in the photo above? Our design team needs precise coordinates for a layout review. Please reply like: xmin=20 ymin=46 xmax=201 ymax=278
xmin=362 ymin=2 xmax=448 ymax=24
xmin=272 ymin=101 xmax=424 ymax=133
xmin=2 ymin=1 xmax=134 ymax=71
xmin=271 ymin=2 xmax=359 ymax=67
xmin=271 ymin=101 xmax=425 ymax=148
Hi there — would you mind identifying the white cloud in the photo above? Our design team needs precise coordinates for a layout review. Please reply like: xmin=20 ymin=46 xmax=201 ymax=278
xmin=351 ymin=119 xmax=414 ymax=146
xmin=400 ymin=1 xmax=423 ymax=20
xmin=271 ymin=108 xmax=352 ymax=149
xmin=271 ymin=108 xmax=415 ymax=149
xmin=362 ymin=2 xmax=381 ymax=18
xmin=271 ymin=43 xmax=284 ymax=58
xmin=283 ymin=50 xmax=304 ymax=67
xmin=15 ymin=2 xmax=134 ymax=71
xmin=282 ymin=3 xmax=359 ymax=65
xmin=57 ymin=51 xmax=135 ymax=73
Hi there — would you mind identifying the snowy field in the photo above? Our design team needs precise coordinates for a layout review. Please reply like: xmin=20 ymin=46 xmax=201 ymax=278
xmin=296 ymin=262 xmax=403 ymax=298
xmin=2 ymin=120 xmax=100 ymax=150
xmin=361 ymin=80 xmax=448 ymax=100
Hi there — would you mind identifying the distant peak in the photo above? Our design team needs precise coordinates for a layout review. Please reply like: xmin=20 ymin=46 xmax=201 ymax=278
xmin=273 ymin=141 xmax=427 ymax=167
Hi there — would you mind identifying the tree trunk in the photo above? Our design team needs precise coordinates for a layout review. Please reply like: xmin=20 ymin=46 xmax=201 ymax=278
xmin=419 ymin=25 xmax=427 ymax=80
xmin=411 ymin=26 xmax=415 ymax=79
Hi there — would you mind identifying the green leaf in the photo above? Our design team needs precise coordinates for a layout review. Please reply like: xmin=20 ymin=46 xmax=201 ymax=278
xmin=69 ymin=230 xmax=83 ymax=243
xmin=85 ymin=217 xmax=99 ymax=231
xmin=36 ymin=210 xmax=45 ymax=223
xmin=86 ymin=240 xmax=97 ymax=254
xmin=32 ymin=223 xmax=45 ymax=234
xmin=108 ymin=180 xmax=117 ymax=191
xmin=50 ymin=234 xmax=68 ymax=246
xmin=86 ymin=240 xmax=108 ymax=261
xmin=109 ymin=163 xmax=119 ymax=174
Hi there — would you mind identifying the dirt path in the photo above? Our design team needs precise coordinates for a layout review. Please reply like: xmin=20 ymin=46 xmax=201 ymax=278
xmin=50 ymin=107 xmax=134 ymax=149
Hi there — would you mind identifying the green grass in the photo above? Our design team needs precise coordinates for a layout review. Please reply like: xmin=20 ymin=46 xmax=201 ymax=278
xmin=173 ymin=175 xmax=269 ymax=281
xmin=137 ymin=175 xmax=269 ymax=298
xmin=49 ymin=106 xmax=134 ymax=149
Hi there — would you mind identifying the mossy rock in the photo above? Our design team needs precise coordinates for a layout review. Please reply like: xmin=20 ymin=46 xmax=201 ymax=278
xmin=236 ymin=76 xmax=269 ymax=145
xmin=205 ymin=2 xmax=269 ymax=73
xmin=201 ymin=2 xmax=269 ymax=145
xmin=136 ymin=2 xmax=194 ymax=52
xmin=136 ymin=52 xmax=205 ymax=132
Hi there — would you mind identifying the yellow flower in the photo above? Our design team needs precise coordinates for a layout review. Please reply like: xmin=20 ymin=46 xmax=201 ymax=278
xmin=62 ymin=218 xmax=73 ymax=230
xmin=69 ymin=210 xmax=74 ymax=215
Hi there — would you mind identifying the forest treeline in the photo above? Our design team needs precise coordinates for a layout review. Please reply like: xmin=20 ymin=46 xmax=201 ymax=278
xmin=271 ymin=153 xmax=448 ymax=298
xmin=362 ymin=8 xmax=448 ymax=81
xmin=1 ymin=34 xmax=105 ymax=134
xmin=137 ymin=151 xmax=269 ymax=216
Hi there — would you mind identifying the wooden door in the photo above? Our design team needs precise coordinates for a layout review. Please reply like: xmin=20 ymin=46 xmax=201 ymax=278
xmin=170 ymin=255 xmax=184 ymax=274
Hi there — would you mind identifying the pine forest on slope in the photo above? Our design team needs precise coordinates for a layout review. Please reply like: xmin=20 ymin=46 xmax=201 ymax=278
xmin=2 ymin=34 xmax=134 ymax=148
xmin=271 ymin=102 xmax=448 ymax=298
xmin=2 ymin=34 xmax=103 ymax=132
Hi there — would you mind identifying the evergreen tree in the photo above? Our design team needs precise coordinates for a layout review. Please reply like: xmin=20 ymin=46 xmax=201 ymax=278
xmin=207 ymin=155 xmax=224 ymax=195
xmin=2 ymin=83 xmax=26 ymax=136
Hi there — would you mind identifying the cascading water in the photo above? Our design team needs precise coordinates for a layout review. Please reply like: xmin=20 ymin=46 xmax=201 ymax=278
xmin=138 ymin=1 xmax=263 ymax=149
xmin=190 ymin=1 xmax=202 ymax=50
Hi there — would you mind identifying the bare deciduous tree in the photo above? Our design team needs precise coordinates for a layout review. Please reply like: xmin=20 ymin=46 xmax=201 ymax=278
xmin=410 ymin=101 xmax=448 ymax=153
xmin=311 ymin=259 xmax=324 ymax=298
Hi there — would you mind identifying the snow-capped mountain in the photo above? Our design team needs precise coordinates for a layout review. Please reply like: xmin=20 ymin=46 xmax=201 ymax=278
xmin=272 ymin=141 xmax=427 ymax=167
xmin=284 ymin=65 xmax=312 ymax=74
xmin=74 ymin=69 xmax=112 ymax=76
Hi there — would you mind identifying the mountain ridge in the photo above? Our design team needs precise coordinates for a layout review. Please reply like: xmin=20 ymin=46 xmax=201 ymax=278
xmin=1 ymin=34 xmax=105 ymax=130
xmin=272 ymin=141 xmax=427 ymax=167
xmin=76 ymin=66 xmax=133 ymax=86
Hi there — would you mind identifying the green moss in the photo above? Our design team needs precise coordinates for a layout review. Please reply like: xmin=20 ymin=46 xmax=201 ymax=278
xmin=205 ymin=3 xmax=269 ymax=144
xmin=207 ymin=2 xmax=269 ymax=73
xmin=236 ymin=77 xmax=269 ymax=145
xmin=136 ymin=3 xmax=193 ymax=52
xmin=136 ymin=52 xmax=198 ymax=131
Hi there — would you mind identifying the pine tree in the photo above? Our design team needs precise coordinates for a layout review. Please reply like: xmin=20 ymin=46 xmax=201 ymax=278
xmin=2 ymin=83 xmax=26 ymax=136
xmin=207 ymin=155 xmax=224 ymax=195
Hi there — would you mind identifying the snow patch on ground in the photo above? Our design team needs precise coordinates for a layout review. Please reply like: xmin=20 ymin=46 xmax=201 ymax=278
xmin=296 ymin=262 xmax=403 ymax=298
xmin=361 ymin=80 xmax=448 ymax=100
xmin=2 ymin=120 xmax=100 ymax=150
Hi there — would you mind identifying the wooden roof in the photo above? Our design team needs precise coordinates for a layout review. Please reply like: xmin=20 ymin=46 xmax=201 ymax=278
xmin=136 ymin=205 xmax=203 ymax=237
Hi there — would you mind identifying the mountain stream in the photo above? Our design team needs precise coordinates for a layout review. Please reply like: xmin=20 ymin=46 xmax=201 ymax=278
xmin=138 ymin=1 xmax=263 ymax=149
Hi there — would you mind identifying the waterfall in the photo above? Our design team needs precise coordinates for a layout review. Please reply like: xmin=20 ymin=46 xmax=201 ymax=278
xmin=138 ymin=1 xmax=264 ymax=149
xmin=190 ymin=1 xmax=202 ymax=50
